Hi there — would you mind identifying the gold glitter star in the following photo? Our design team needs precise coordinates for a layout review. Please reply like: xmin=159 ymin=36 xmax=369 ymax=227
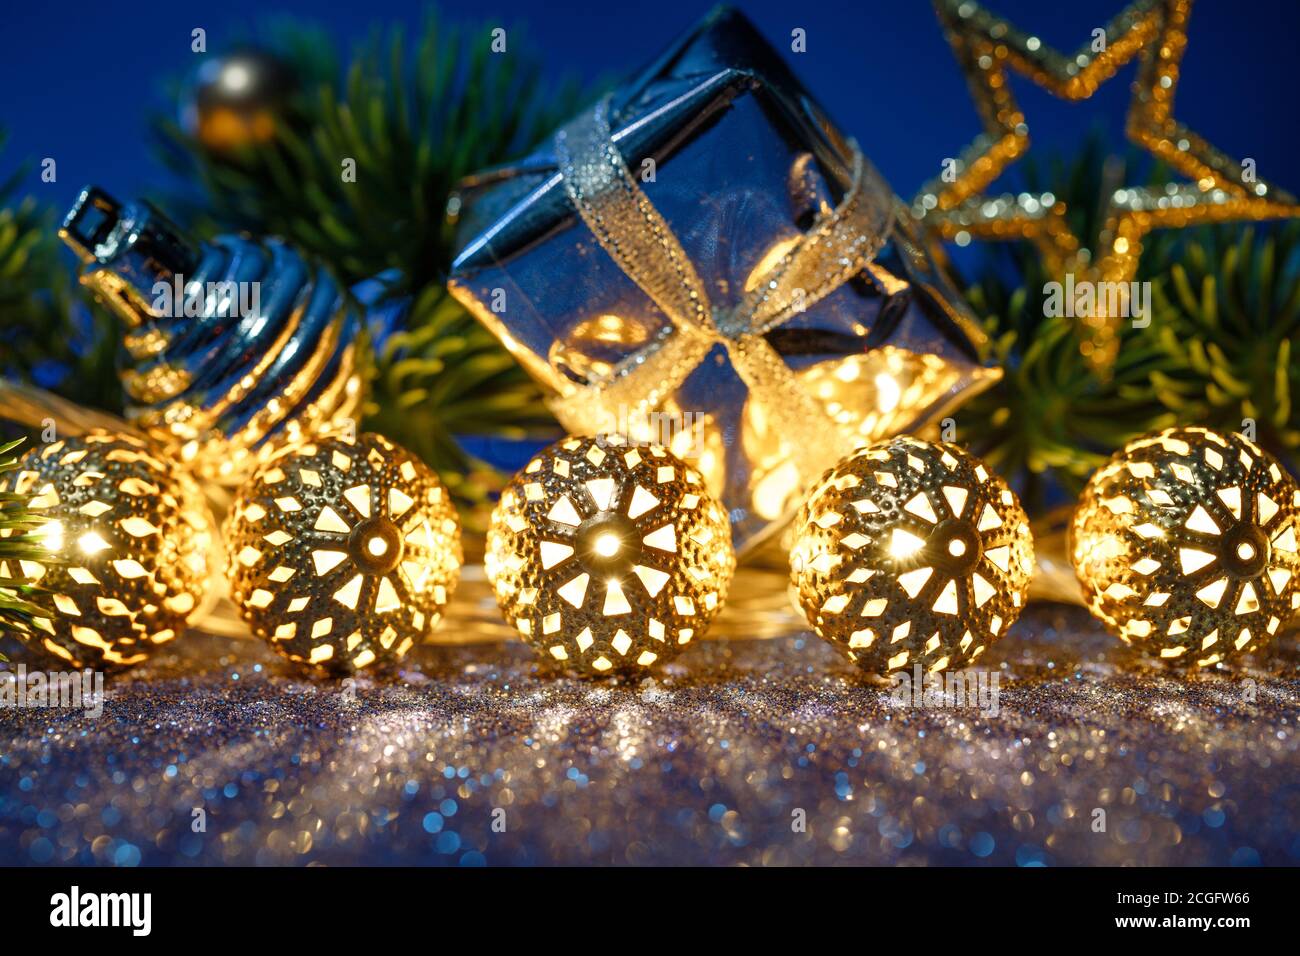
xmin=913 ymin=0 xmax=1300 ymax=370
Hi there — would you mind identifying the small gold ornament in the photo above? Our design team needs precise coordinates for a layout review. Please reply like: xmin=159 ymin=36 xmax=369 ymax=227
xmin=225 ymin=433 xmax=462 ymax=673
xmin=1070 ymin=427 xmax=1300 ymax=666
xmin=914 ymin=0 xmax=1300 ymax=370
xmin=186 ymin=48 xmax=296 ymax=151
xmin=0 ymin=430 xmax=213 ymax=668
xmin=789 ymin=436 xmax=1033 ymax=675
xmin=486 ymin=435 xmax=735 ymax=676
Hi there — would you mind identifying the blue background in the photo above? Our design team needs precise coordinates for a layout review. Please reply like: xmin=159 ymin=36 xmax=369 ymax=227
xmin=3 ymin=0 xmax=1299 ymax=216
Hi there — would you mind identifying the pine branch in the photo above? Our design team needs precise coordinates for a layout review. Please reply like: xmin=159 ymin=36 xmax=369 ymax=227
xmin=363 ymin=284 xmax=558 ymax=529
xmin=958 ymin=290 xmax=1176 ymax=512
xmin=154 ymin=13 xmax=583 ymax=288
xmin=954 ymin=131 xmax=1300 ymax=509
xmin=0 ymin=438 xmax=50 ymax=643
xmin=151 ymin=10 xmax=587 ymax=506
xmin=1147 ymin=221 xmax=1300 ymax=464
xmin=0 ymin=132 xmax=121 ymax=413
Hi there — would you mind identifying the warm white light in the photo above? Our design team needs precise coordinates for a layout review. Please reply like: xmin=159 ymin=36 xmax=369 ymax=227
xmin=594 ymin=533 xmax=622 ymax=557
xmin=223 ymin=63 xmax=252 ymax=93
xmin=948 ymin=539 xmax=967 ymax=557
xmin=367 ymin=536 xmax=389 ymax=557
xmin=889 ymin=528 xmax=926 ymax=559
xmin=77 ymin=530 xmax=111 ymax=555
xmin=874 ymin=373 xmax=902 ymax=413
xmin=39 ymin=519 xmax=65 ymax=552
xmin=1237 ymin=542 xmax=1256 ymax=561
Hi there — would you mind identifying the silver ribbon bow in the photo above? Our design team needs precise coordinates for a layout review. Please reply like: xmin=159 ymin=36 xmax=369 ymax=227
xmin=551 ymin=96 xmax=895 ymax=477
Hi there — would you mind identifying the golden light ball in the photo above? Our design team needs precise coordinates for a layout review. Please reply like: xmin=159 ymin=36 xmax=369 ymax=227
xmin=789 ymin=436 xmax=1034 ymax=675
xmin=225 ymin=432 xmax=461 ymax=673
xmin=486 ymin=434 xmax=735 ymax=676
xmin=0 ymin=430 xmax=213 ymax=668
xmin=1070 ymin=427 xmax=1300 ymax=666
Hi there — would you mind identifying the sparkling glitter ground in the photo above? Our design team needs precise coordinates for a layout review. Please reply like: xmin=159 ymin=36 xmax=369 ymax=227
xmin=2 ymin=595 xmax=1298 ymax=865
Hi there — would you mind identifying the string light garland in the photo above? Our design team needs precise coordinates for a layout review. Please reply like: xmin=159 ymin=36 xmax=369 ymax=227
xmin=486 ymin=435 xmax=735 ymax=676
xmin=790 ymin=436 xmax=1034 ymax=676
xmin=1070 ymin=427 xmax=1300 ymax=666
xmin=225 ymin=432 xmax=461 ymax=673
xmin=0 ymin=430 xmax=213 ymax=668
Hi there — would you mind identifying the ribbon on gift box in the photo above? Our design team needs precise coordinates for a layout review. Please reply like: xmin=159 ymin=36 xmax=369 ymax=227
xmin=550 ymin=95 xmax=896 ymax=474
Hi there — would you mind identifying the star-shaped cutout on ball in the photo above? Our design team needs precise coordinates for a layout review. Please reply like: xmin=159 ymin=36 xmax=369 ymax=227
xmin=912 ymin=0 xmax=1300 ymax=371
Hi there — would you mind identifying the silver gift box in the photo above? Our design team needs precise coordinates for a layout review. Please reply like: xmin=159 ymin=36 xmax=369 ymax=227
xmin=448 ymin=7 xmax=997 ymax=555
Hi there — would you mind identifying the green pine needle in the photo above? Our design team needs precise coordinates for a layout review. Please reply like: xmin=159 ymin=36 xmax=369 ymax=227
xmin=0 ymin=131 xmax=120 ymax=412
xmin=151 ymin=11 xmax=587 ymax=515
xmin=0 ymin=438 xmax=51 ymax=641
xmin=954 ymin=130 xmax=1300 ymax=506
xmin=1148 ymin=222 xmax=1300 ymax=459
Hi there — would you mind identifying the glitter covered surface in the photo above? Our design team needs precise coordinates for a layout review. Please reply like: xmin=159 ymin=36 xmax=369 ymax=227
xmin=1 ymin=572 xmax=1298 ymax=866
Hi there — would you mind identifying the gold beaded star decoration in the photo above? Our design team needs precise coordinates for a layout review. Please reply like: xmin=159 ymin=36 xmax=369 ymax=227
xmin=913 ymin=0 xmax=1300 ymax=370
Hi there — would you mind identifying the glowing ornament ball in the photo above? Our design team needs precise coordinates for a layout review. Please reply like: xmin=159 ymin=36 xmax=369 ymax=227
xmin=225 ymin=432 xmax=462 ymax=673
xmin=1070 ymin=428 xmax=1300 ymax=667
xmin=0 ymin=430 xmax=212 ymax=668
xmin=486 ymin=435 xmax=735 ymax=676
xmin=789 ymin=436 xmax=1034 ymax=676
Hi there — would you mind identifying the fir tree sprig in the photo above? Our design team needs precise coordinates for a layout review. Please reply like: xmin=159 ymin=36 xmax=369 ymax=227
xmin=151 ymin=11 xmax=586 ymax=508
xmin=1148 ymin=222 xmax=1300 ymax=462
xmin=955 ymin=132 xmax=1300 ymax=505
xmin=363 ymin=285 xmax=557 ymax=527
xmin=154 ymin=13 xmax=584 ymax=289
xmin=0 ymin=438 xmax=49 ymax=645
xmin=0 ymin=132 xmax=119 ymax=413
